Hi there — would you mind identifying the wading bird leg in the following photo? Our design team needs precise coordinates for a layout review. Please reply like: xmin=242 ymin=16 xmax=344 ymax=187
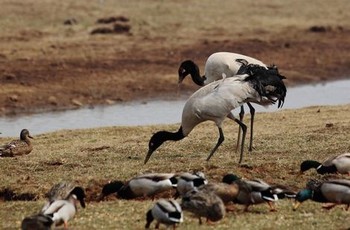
xmin=247 ymin=102 xmax=255 ymax=152
xmin=206 ymin=127 xmax=224 ymax=161
xmin=234 ymin=118 xmax=247 ymax=164
xmin=236 ymin=105 xmax=245 ymax=152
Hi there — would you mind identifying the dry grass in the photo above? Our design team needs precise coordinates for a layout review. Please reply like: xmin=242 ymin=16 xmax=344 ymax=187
xmin=1 ymin=104 xmax=350 ymax=229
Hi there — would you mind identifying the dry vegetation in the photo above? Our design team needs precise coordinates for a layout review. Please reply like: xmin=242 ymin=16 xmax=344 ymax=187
xmin=1 ymin=104 xmax=350 ymax=229
xmin=0 ymin=0 xmax=349 ymax=116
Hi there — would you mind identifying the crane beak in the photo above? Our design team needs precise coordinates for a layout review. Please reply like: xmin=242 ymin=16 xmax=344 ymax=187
xmin=144 ymin=149 xmax=153 ymax=164
xmin=293 ymin=201 xmax=301 ymax=211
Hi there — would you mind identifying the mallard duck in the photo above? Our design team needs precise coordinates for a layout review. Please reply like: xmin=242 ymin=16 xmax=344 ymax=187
xmin=0 ymin=129 xmax=33 ymax=157
xmin=181 ymin=189 xmax=226 ymax=224
xmin=197 ymin=182 xmax=239 ymax=205
xmin=100 ymin=173 xmax=177 ymax=200
xmin=145 ymin=199 xmax=183 ymax=229
xmin=41 ymin=181 xmax=76 ymax=213
xmin=222 ymin=173 xmax=294 ymax=212
xmin=176 ymin=172 xmax=207 ymax=198
xmin=299 ymin=153 xmax=350 ymax=176
xmin=293 ymin=179 xmax=350 ymax=211
xmin=21 ymin=213 xmax=53 ymax=230
xmin=42 ymin=187 xmax=86 ymax=229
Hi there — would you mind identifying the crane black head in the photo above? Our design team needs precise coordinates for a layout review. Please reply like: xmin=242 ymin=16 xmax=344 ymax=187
xmin=178 ymin=60 xmax=204 ymax=86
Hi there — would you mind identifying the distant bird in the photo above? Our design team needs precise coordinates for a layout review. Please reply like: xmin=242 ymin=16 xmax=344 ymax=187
xmin=299 ymin=153 xmax=350 ymax=176
xmin=223 ymin=173 xmax=295 ymax=211
xmin=178 ymin=52 xmax=286 ymax=151
xmin=146 ymin=64 xmax=286 ymax=164
xmin=0 ymin=129 xmax=33 ymax=157
xmin=42 ymin=187 xmax=86 ymax=229
xmin=176 ymin=172 xmax=208 ymax=198
xmin=21 ymin=214 xmax=53 ymax=230
xmin=293 ymin=179 xmax=350 ymax=211
xmin=100 ymin=173 xmax=178 ymax=200
xmin=145 ymin=199 xmax=183 ymax=229
xmin=181 ymin=189 xmax=226 ymax=224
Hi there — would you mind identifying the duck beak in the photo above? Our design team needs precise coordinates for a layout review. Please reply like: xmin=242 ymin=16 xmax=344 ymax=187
xmin=144 ymin=149 xmax=153 ymax=164
xmin=293 ymin=201 xmax=301 ymax=211
xmin=28 ymin=135 xmax=34 ymax=139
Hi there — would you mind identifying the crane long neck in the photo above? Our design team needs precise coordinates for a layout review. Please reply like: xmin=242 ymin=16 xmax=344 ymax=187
xmin=162 ymin=127 xmax=185 ymax=141
xmin=191 ymin=73 xmax=205 ymax=86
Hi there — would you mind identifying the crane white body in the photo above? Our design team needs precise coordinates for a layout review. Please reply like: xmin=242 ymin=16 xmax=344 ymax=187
xmin=204 ymin=52 xmax=267 ymax=84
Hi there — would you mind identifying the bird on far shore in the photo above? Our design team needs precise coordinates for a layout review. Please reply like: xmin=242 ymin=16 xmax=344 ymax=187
xmin=0 ymin=129 xmax=33 ymax=157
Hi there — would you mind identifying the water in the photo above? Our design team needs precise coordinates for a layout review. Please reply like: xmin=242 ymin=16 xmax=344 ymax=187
xmin=0 ymin=79 xmax=349 ymax=137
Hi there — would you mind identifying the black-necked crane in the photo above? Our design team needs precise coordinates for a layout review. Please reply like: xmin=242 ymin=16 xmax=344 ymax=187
xmin=145 ymin=64 xmax=286 ymax=164
xmin=178 ymin=52 xmax=285 ymax=152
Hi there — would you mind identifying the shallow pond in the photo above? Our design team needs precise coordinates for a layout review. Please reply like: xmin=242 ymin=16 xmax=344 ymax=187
xmin=0 ymin=79 xmax=349 ymax=137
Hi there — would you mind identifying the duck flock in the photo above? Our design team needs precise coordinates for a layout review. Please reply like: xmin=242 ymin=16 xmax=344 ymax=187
xmin=1 ymin=52 xmax=349 ymax=229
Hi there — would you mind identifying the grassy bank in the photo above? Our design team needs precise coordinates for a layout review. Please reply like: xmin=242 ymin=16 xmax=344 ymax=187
xmin=1 ymin=104 xmax=350 ymax=229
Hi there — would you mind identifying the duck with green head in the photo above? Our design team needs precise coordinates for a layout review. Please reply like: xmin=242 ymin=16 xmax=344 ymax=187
xmin=223 ymin=173 xmax=295 ymax=211
xmin=294 ymin=179 xmax=350 ymax=211
xmin=100 ymin=173 xmax=178 ymax=200
xmin=299 ymin=153 xmax=350 ymax=176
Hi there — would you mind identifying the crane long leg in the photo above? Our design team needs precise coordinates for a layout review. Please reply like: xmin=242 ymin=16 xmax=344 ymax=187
xmin=228 ymin=113 xmax=247 ymax=164
xmin=235 ymin=118 xmax=247 ymax=164
xmin=206 ymin=127 xmax=224 ymax=161
xmin=247 ymin=102 xmax=255 ymax=152
xmin=235 ymin=105 xmax=245 ymax=152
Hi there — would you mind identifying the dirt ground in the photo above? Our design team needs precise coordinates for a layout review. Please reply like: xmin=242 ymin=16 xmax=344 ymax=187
xmin=0 ymin=1 xmax=349 ymax=116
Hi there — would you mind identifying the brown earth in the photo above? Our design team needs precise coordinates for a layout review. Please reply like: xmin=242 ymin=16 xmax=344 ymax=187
xmin=0 ymin=1 xmax=349 ymax=117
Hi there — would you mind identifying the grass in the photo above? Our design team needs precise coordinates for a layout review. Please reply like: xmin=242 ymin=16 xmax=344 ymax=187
xmin=1 ymin=104 xmax=350 ymax=229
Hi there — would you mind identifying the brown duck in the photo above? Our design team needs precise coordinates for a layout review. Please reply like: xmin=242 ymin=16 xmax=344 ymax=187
xmin=0 ymin=129 xmax=33 ymax=157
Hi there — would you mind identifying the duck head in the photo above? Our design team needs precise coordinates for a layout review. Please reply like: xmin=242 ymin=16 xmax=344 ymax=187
xmin=20 ymin=129 xmax=33 ymax=140
xmin=70 ymin=187 xmax=86 ymax=208
xmin=293 ymin=189 xmax=313 ymax=210
xmin=222 ymin=173 xmax=241 ymax=184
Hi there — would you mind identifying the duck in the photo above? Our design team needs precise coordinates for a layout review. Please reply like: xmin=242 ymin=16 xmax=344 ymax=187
xmin=181 ymin=189 xmax=226 ymax=224
xmin=176 ymin=172 xmax=208 ymax=198
xmin=21 ymin=213 xmax=53 ymax=230
xmin=178 ymin=52 xmax=286 ymax=152
xmin=41 ymin=181 xmax=76 ymax=213
xmin=299 ymin=153 xmax=350 ymax=176
xmin=100 ymin=173 xmax=178 ymax=200
xmin=293 ymin=179 xmax=350 ymax=211
xmin=146 ymin=64 xmax=286 ymax=164
xmin=222 ymin=173 xmax=294 ymax=212
xmin=0 ymin=129 xmax=33 ymax=157
xmin=198 ymin=181 xmax=240 ymax=205
xmin=42 ymin=187 xmax=86 ymax=229
xmin=145 ymin=199 xmax=183 ymax=229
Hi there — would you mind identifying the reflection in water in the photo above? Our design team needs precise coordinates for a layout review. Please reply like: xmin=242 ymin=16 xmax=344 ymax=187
xmin=0 ymin=79 xmax=349 ymax=137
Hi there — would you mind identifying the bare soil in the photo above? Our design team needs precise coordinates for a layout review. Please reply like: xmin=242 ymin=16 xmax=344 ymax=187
xmin=0 ymin=1 xmax=349 ymax=117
